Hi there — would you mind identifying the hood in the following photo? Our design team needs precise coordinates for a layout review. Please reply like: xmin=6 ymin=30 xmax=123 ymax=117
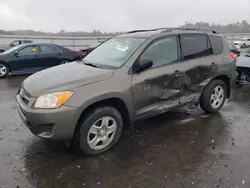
xmin=236 ymin=56 xmax=250 ymax=68
xmin=22 ymin=62 xmax=115 ymax=97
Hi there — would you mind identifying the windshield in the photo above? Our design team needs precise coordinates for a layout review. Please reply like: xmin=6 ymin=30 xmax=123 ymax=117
xmin=2 ymin=45 xmax=21 ymax=54
xmin=83 ymin=37 xmax=145 ymax=68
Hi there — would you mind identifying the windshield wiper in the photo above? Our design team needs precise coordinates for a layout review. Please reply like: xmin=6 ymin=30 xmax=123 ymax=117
xmin=83 ymin=61 xmax=100 ymax=68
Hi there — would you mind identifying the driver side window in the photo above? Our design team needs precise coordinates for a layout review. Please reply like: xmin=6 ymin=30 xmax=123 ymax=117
xmin=10 ymin=40 xmax=21 ymax=47
xmin=18 ymin=46 xmax=39 ymax=55
xmin=140 ymin=36 xmax=179 ymax=68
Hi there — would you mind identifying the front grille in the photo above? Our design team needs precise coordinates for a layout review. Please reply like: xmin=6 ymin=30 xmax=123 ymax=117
xmin=19 ymin=88 xmax=31 ymax=105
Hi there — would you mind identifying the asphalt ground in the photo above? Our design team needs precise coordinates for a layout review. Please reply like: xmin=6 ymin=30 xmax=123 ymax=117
xmin=1 ymin=50 xmax=250 ymax=188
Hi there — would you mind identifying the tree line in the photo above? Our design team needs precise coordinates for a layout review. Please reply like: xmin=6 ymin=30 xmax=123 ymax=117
xmin=182 ymin=20 xmax=250 ymax=33
xmin=0 ymin=20 xmax=250 ymax=36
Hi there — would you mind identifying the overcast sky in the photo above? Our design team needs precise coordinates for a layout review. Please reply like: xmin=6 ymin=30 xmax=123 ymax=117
xmin=0 ymin=0 xmax=249 ymax=32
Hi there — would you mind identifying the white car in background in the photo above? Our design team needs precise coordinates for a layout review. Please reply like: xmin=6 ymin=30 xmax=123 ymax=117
xmin=0 ymin=39 xmax=33 ymax=53
xmin=233 ymin=38 xmax=250 ymax=49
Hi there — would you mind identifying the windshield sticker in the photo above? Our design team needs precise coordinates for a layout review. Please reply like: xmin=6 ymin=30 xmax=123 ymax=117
xmin=116 ymin=44 xmax=129 ymax=52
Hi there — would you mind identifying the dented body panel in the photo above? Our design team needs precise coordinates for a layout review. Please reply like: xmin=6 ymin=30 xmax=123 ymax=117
xmin=132 ymin=62 xmax=182 ymax=120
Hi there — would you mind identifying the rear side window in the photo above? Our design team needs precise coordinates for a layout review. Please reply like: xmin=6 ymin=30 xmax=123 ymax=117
xmin=40 ymin=45 xmax=58 ymax=53
xmin=209 ymin=35 xmax=223 ymax=55
xmin=23 ymin=40 xmax=32 ymax=43
xmin=181 ymin=34 xmax=212 ymax=60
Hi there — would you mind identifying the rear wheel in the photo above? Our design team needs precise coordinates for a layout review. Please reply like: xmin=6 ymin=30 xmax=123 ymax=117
xmin=0 ymin=63 xmax=9 ymax=78
xmin=200 ymin=79 xmax=227 ymax=113
xmin=78 ymin=106 xmax=123 ymax=156
xmin=242 ymin=43 xmax=246 ymax=48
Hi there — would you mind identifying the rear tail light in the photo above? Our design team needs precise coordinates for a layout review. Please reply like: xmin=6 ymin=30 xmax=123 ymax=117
xmin=230 ymin=52 xmax=237 ymax=61
xmin=77 ymin=51 xmax=81 ymax=56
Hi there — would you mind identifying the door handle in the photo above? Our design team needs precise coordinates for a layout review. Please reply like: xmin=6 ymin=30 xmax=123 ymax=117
xmin=173 ymin=70 xmax=181 ymax=77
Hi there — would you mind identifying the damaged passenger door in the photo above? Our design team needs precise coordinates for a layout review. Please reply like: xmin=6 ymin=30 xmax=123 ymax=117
xmin=178 ymin=33 xmax=213 ymax=104
xmin=132 ymin=35 xmax=183 ymax=120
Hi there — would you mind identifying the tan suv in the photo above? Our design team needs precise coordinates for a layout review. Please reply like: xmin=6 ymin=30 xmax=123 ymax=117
xmin=16 ymin=28 xmax=236 ymax=156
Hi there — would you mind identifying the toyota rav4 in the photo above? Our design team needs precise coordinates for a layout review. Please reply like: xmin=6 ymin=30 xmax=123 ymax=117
xmin=16 ymin=27 xmax=236 ymax=156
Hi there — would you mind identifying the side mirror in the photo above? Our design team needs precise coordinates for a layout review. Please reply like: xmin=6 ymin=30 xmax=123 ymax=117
xmin=135 ymin=59 xmax=153 ymax=73
xmin=13 ymin=52 xmax=19 ymax=57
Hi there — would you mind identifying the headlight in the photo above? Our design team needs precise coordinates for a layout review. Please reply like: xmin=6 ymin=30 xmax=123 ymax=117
xmin=34 ymin=91 xmax=73 ymax=109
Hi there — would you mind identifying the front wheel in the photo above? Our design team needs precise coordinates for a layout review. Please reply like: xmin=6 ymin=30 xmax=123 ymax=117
xmin=78 ymin=106 xmax=123 ymax=156
xmin=0 ymin=63 xmax=9 ymax=78
xmin=200 ymin=79 xmax=227 ymax=114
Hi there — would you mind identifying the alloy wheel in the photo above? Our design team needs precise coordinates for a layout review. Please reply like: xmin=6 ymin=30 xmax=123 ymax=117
xmin=87 ymin=116 xmax=118 ymax=150
xmin=0 ymin=64 xmax=7 ymax=77
xmin=210 ymin=86 xmax=224 ymax=109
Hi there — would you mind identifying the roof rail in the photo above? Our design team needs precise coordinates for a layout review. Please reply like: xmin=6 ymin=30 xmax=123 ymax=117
xmin=161 ymin=27 xmax=217 ymax=34
xmin=126 ymin=28 xmax=162 ymax=34
xmin=126 ymin=27 xmax=217 ymax=34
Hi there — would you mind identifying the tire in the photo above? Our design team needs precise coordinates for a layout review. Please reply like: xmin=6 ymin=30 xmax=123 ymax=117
xmin=242 ymin=43 xmax=246 ymax=48
xmin=78 ymin=106 xmax=123 ymax=156
xmin=200 ymin=79 xmax=227 ymax=114
xmin=0 ymin=63 xmax=9 ymax=78
xmin=60 ymin=59 xmax=70 ymax=64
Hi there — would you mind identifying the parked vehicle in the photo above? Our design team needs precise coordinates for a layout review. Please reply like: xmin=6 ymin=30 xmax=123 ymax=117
xmin=79 ymin=43 xmax=99 ymax=58
xmin=16 ymin=28 xmax=236 ymax=156
xmin=233 ymin=38 xmax=250 ymax=49
xmin=0 ymin=43 xmax=81 ymax=77
xmin=0 ymin=39 xmax=33 ymax=53
xmin=229 ymin=44 xmax=241 ymax=56
xmin=236 ymin=53 xmax=250 ymax=85
xmin=79 ymin=39 xmax=110 ymax=58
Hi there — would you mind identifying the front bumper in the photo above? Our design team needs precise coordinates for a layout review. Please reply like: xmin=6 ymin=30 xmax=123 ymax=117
xmin=16 ymin=93 xmax=81 ymax=140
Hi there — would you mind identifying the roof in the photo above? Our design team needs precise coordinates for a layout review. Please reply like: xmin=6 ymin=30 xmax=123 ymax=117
xmin=117 ymin=27 xmax=218 ymax=38
xmin=20 ymin=42 xmax=59 ymax=46
xmin=14 ymin=43 xmax=64 ymax=50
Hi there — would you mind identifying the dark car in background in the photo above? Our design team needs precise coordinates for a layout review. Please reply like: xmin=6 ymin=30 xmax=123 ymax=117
xmin=0 ymin=43 xmax=81 ymax=77
xmin=236 ymin=53 xmax=250 ymax=85
xmin=0 ymin=39 xmax=33 ymax=53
